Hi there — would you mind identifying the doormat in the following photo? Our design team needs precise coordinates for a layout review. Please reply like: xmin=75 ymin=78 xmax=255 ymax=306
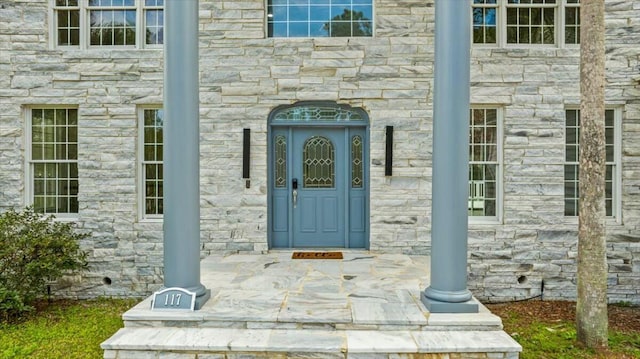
xmin=292 ymin=251 xmax=343 ymax=260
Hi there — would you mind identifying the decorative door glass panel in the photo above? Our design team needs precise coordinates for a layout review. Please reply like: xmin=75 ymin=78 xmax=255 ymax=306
xmin=275 ymin=135 xmax=287 ymax=188
xmin=351 ymin=135 xmax=363 ymax=188
xmin=303 ymin=136 xmax=335 ymax=188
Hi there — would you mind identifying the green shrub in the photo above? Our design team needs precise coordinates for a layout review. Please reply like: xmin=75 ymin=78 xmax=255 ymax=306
xmin=0 ymin=208 xmax=88 ymax=319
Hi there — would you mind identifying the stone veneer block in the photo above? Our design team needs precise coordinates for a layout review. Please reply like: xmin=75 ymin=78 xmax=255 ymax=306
xmin=267 ymin=330 xmax=346 ymax=352
xmin=351 ymin=301 xmax=428 ymax=325
xmin=411 ymin=331 xmax=522 ymax=353
xmin=2 ymin=0 xmax=640 ymax=307
xmin=345 ymin=330 xmax=418 ymax=353
xmin=427 ymin=312 xmax=504 ymax=328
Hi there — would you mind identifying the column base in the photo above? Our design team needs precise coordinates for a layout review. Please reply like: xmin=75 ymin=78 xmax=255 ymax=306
xmin=194 ymin=289 xmax=211 ymax=310
xmin=421 ymin=291 xmax=479 ymax=313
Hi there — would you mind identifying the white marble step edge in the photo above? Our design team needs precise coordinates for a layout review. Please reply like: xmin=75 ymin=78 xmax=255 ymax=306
xmin=101 ymin=327 xmax=522 ymax=354
xmin=121 ymin=305 xmax=505 ymax=330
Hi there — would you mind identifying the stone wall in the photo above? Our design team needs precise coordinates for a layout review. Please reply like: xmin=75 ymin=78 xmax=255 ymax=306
xmin=0 ymin=0 xmax=638 ymax=303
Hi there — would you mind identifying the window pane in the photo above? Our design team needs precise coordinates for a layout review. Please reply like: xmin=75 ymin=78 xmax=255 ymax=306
xmin=90 ymin=8 xmax=137 ymax=46
xmin=290 ymin=22 xmax=309 ymax=37
xmin=56 ymin=8 xmax=80 ymax=46
xmin=310 ymin=6 xmax=330 ymax=21
xmin=469 ymin=108 xmax=499 ymax=217
xmin=141 ymin=110 xmax=164 ymax=216
xmin=565 ymin=109 xmax=616 ymax=218
xmin=505 ymin=2 xmax=559 ymax=45
xmin=58 ymin=11 xmax=69 ymax=27
xmin=30 ymin=109 xmax=79 ymax=214
xmin=564 ymin=199 xmax=577 ymax=216
xmin=143 ymin=163 xmax=161 ymax=215
xmin=564 ymin=165 xmax=578 ymax=216
xmin=270 ymin=22 xmax=288 ymax=37
xmin=34 ymin=180 xmax=45 ymax=195
xmin=271 ymin=5 xmax=288 ymax=22
xmin=146 ymin=181 xmax=156 ymax=197
xmin=34 ymin=196 xmax=45 ymax=213
xmin=43 ymin=143 xmax=55 ymax=160
xmin=44 ymin=109 xmax=55 ymax=126
xmin=145 ymin=9 xmax=164 ymax=45
xmin=474 ymin=5 xmax=498 ymax=44
xmin=68 ymin=144 xmax=77 ymax=159
xmin=58 ymin=197 xmax=69 ymax=213
xmin=605 ymin=109 xmax=614 ymax=127
xmin=268 ymin=0 xmax=372 ymax=38
xmin=145 ymin=147 xmax=156 ymax=166
xmin=565 ymin=6 xmax=580 ymax=44
xmin=56 ymin=144 xmax=67 ymax=160
xmin=290 ymin=5 xmax=309 ymax=21
xmin=34 ymin=164 xmax=45 ymax=179
xmin=32 ymin=144 xmax=42 ymax=160
xmin=70 ymin=197 xmax=79 ymax=213
xmin=606 ymin=165 xmax=613 ymax=216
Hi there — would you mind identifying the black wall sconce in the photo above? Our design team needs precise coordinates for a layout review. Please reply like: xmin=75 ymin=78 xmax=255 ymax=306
xmin=385 ymin=126 xmax=393 ymax=176
xmin=243 ymin=128 xmax=250 ymax=188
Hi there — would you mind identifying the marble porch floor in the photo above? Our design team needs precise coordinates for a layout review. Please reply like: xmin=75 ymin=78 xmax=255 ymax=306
xmin=127 ymin=251 xmax=439 ymax=327
xmin=103 ymin=251 xmax=522 ymax=358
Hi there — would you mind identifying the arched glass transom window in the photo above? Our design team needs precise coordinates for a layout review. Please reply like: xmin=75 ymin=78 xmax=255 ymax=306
xmin=272 ymin=105 xmax=365 ymax=123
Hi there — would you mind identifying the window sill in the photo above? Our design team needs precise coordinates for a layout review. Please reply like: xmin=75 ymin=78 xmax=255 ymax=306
xmin=469 ymin=217 xmax=501 ymax=226
xmin=139 ymin=217 xmax=163 ymax=223
xmin=562 ymin=216 xmax=622 ymax=226
xmin=47 ymin=214 xmax=80 ymax=222
xmin=52 ymin=45 xmax=163 ymax=51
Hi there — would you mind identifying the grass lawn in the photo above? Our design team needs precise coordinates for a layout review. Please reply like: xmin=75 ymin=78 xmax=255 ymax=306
xmin=0 ymin=298 xmax=137 ymax=359
xmin=487 ymin=301 xmax=640 ymax=359
xmin=0 ymin=299 xmax=638 ymax=358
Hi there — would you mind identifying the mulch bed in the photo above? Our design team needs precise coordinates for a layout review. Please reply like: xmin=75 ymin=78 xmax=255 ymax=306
xmin=486 ymin=300 xmax=640 ymax=334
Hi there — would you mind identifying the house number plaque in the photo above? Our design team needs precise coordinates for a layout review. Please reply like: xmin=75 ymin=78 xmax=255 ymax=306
xmin=151 ymin=287 xmax=196 ymax=311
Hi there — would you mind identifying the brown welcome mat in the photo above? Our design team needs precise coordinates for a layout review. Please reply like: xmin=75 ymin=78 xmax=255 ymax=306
xmin=292 ymin=251 xmax=343 ymax=259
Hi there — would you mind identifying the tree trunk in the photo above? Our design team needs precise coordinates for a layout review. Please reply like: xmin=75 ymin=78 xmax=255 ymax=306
xmin=576 ymin=0 xmax=608 ymax=349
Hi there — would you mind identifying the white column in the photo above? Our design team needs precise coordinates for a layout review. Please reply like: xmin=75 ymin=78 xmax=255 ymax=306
xmin=163 ymin=0 xmax=210 ymax=309
xmin=421 ymin=0 xmax=478 ymax=313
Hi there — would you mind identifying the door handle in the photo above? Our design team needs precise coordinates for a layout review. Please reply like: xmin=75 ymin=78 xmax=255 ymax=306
xmin=292 ymin=178 xmax=298 ymax=208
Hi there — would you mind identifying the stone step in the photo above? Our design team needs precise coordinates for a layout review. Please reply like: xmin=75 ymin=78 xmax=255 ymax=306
xmin=102 ymin=327 xmax=522 ymax=359
xmin=121 ymin=296 xmax=505 ymax=331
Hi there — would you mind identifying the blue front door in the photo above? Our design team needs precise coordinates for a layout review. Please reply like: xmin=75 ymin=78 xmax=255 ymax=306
xmin=293 ymin=128 xmax=345 ymax=247
xmin=270 ymin=126 xmax=368 ymax=248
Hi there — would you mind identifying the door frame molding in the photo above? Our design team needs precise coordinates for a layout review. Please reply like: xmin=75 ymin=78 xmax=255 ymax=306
xmin=267 ymin=101 xmax=370 ymax=249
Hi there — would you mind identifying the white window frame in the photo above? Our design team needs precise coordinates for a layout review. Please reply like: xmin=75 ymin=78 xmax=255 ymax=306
xmin=563 ymin=107 xmax=622 ymax=223
xmin=266 ymin=0 xmax=375 ymax=38
xmin=469 ymin=106 xmax=504 ymax=224
xmin=471 ymin=0 xmax=580 ymax=48
xmin=49 ymin=0 xmax=163 ymax=50
xmin=24 ymin=106 xmax=80 ymax=221
xmin=138 ymin=106 xmax=164 ymax=221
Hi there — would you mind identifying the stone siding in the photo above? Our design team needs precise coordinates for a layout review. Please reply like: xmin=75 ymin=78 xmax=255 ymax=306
xmin=0 ymin=0 xmax=639 ymax=304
